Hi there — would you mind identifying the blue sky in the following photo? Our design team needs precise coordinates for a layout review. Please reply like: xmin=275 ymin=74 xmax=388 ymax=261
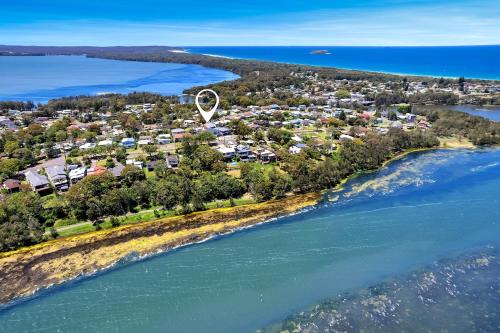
xmin=1 ymin=0 xmax=499 ymax=46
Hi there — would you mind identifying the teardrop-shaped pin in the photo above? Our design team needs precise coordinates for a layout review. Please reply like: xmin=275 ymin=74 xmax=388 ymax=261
xmin=195 ymin=89 xmax=220 ymax=123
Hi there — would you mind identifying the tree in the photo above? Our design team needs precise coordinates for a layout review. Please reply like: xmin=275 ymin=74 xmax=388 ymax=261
xmin=0 ymin=158 xmax=21 ymax=180
xmin=115 ymin=147 xmax=127 ymax=164
xmin=65 ymin=172 xmax=116 ymax=220
xmin=269 ymin=168 xmax=292 ymax=198
xmin=120 ymin=165 xmax=145 ymax=186
xmin=155 ymin=175 xmax=182 ymax=210
xmin=197 ymin=173 xmax=245 ymax=201
xmin=229 ymin=120 xmax=252 ymax=138
xmin=267 ymin=128 xmax=293 ymax=146
xmin=191 ymin=145 xmax=224 ymax=172
xmin=190 ymin=187 xmax=206 ymax=211
xmin=339 ymin=111 xmax=346 ymax=121
xmin=242 ymin=166 xmax=273 ymax=201
xmin=0 ymin=192 xmax=45 ymax=251
xmin=131 ymin=180 xmax=155 ymax=208
xmin=154 ymin=160 xmax=170 ymax=178
xmin=105 ymin=157 xmax=115 ymax=168
xmin=110 ymin=216 xmax=121 ymax=227
xmin=3 ymin=141 xmax=20 ymax=156
xmin=458 ymin=77 xmax=466 ymax=92
xmin=195 ymin=131 xmax=216 ymax=144
xmin=143 ymin=144 xmax=158 ymax=159
xmin=103 ymin=188 xmax=132 ymax=216
xmin=86 ymin=197 xmax=104 ymax=223
xmin=335 ymin=89 xmax=351 ymax=99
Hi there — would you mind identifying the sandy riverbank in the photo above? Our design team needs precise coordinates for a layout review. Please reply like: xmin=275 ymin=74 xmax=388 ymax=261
xmin=0 ymin=193 xmax=320 ymax=305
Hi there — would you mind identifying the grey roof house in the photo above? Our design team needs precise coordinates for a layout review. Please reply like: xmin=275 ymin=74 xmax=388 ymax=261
xmin=45 ymin=165 xmax=69 ymax=192
xmin=25 ymin=171 xmax=50 ymax=193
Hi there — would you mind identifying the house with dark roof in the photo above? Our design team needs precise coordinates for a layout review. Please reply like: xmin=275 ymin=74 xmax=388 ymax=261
xmin=109 ymin=162 xmax=125 ymax=178
xmin=166 ymin=155 xmax=179 ymax=168
xmin=2 ymin=179 xmax=21 ymax=193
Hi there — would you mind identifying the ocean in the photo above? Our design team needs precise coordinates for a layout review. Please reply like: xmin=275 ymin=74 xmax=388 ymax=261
xmin=0 ymin=55 xmax=238 ymax=103
xmin=188 ymin=45 xmax=500 ymax=80
xmin=2 ymin=148 xmax=500 ymax=332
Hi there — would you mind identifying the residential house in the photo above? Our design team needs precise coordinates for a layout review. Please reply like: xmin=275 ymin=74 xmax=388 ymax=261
xmin=45 ymin=165 xmax=69 ymax=192
xmin=137 ymin=138 xmax=153 ymax=146
xmin=97 ymin=139 xmax=113 ymax=147
xmin=339 ymin=134 xmax=354 ymax=141
xmin=217 ymin=146 xmax=236 ymax=161
xmin=166 ymin=155 xmax=179 ymax=168
xmin=87 ymin=165 xmax=107 ymax=177
xmin=289 ymin=145 xmax=302 ymax=154
xmin=68 ymin=167 xmax=86 ymax=184
xmin=121 ymin=137 xmax=136 ymax=149
xmin=80 ymin=142 xmax=96 ymax=150
xmin=156 ymin=134 xmax=171 ymax=145
xmin=109 ymin=162 xmax=125 ymax=178
xmin=209 ymin=127 xmax=232 ymax=137
xmin=256 ymin=149 xmax=277 ymax=163
xmin=2 ymin=179 xmax=21 ymax=193
xmin=25 ymin=171 xmax=50 ymax=193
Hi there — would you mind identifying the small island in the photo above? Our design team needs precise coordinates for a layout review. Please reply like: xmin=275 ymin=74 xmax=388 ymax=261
xmin=310 ymin=49 xmax=331 ymax=55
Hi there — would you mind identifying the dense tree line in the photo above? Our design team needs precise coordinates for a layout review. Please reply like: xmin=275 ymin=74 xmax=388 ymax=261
xmin=0 ymin=192 xmax=45 ymax=251
xmin=0 ymin=101 xmax=35 ymax=111
xmin=374 ymin=91 xmax=460 ymax=107
xmin=415 ymin=106 xmax=500 ymax=145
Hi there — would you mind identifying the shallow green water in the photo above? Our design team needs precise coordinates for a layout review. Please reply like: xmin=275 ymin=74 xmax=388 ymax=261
xmin=1 ymin=148 xmax=500 ymax=332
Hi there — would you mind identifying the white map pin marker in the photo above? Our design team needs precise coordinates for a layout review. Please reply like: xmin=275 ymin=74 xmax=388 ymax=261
xmin=195 ymin=89 xmax=220 ymax=123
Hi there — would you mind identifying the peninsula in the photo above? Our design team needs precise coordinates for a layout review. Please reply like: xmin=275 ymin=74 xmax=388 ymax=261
xmin=0 ymin=46 xmax=499 ymax=304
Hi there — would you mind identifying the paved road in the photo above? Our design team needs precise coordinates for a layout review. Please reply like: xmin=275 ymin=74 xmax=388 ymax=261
xmin=23 ymin=156 xmax=66 ymax=173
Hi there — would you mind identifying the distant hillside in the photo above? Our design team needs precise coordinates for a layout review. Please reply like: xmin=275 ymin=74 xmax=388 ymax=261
xmin=0 ymin=45 xmax=180 ymax=56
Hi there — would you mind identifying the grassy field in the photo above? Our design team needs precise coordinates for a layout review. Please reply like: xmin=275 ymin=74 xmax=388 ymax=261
xmin=52 ymin=196 xmax=256 ymax=238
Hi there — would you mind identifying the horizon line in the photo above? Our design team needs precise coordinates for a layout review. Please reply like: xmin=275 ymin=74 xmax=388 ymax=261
xmin=2 ymin=44 xmax=500 ymax=48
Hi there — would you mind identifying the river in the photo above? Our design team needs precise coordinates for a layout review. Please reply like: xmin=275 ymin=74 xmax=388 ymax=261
xmin=1 ymin=147 xmax=500 ymax=332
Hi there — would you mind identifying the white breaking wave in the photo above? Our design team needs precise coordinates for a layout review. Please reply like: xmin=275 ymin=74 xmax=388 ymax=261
xmin=471 ymin=162 xmax=499 ymax=172
xmin=202 ymin=53 xmax=235 ymax=59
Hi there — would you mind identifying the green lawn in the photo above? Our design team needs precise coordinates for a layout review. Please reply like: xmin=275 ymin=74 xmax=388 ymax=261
xmin=57 ymin=223 xmax=95 ymax=237
xmin=50 ymin=197 xmax=256 ymax=238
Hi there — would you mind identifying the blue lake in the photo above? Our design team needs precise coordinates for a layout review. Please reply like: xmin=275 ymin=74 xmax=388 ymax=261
xmin=188 ymin=45 xmax=500 ymax=80
xmin=1 ymin=148 xmax=500 ymax=332
xmin=0 ymin=56 xmax=238 ymax=103
xmin=451 ymin=105 xmax=500 ymax=122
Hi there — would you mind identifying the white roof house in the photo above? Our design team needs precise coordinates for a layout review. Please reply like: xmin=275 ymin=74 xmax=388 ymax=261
xmin=217 ymin=147 xmax=236 ymax=160
xmin=289 ymin=145 xmax=302 ymax=154
xmin=339 ymin=134 xmax=354 ymax=141
xmin=137 ymin=139 xmax=152 ymax=146
xmin=98 ymin=139 xmax=113 ymax=146
xmin=68 ymin=167 xmax=86 ymax=184
xmin=157 ymin=134 xmax=171 ymax=144
xmin=80 ymin=142 xmax=96 ymax=150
